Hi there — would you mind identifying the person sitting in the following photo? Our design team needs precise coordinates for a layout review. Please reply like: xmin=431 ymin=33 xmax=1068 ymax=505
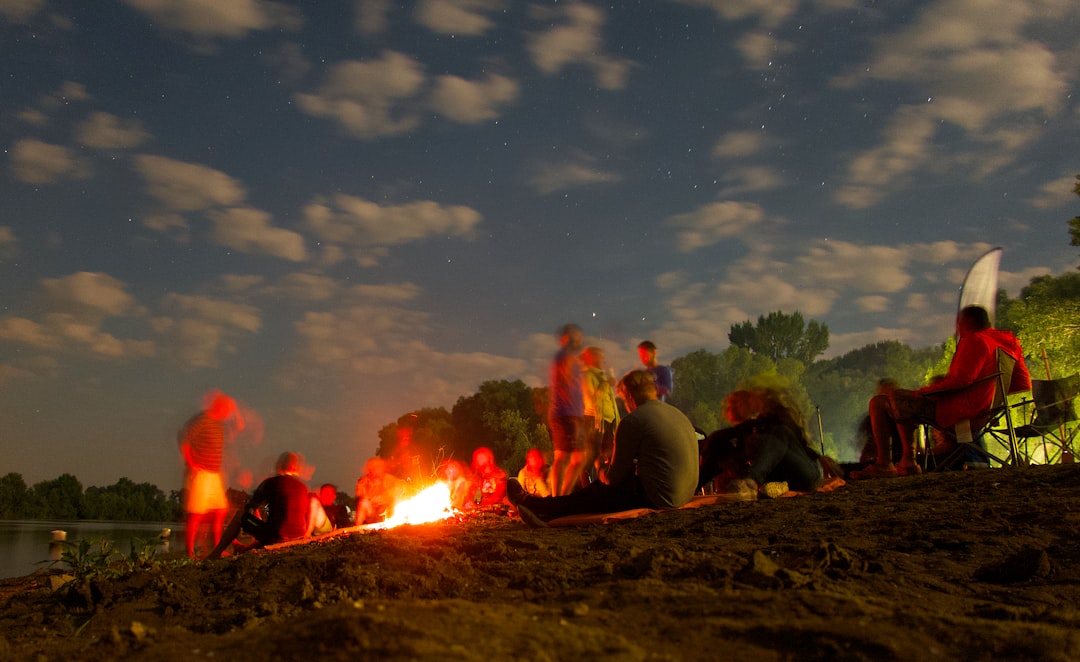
xmin=438 ymin=459 xmax=472 ymax=511
xmin=854 ymin=305 xmax=1030 ymax=479
xmin=517 ymin=448 xmax=552 ymax=498
xmin=236 ymin=451 xmax=311 ymax=552
xmin=856 ymin=378 xmax=902 ymax=465
xmin=355 ymin=457 xmax=405 ymax=525
xmin=507 ymin=370 xmax=699 ymax=526
xmin=469 ymin=446 xmax=508 ymax=508
xmin=699 ymin=387 xmax=824 ymax=496
xmin=305 ymin=483 xmax=344 ymax=536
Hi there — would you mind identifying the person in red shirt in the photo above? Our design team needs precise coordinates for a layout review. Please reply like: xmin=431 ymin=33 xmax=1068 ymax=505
xmin=856 ymin=305 xmax=1030 ymax=479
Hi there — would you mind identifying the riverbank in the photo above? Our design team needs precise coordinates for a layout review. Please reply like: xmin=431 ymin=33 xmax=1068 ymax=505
xmin=2 ymin=464 xmax=1079 ymax=660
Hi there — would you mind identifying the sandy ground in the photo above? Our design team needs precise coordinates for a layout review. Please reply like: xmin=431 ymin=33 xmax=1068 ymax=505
xmin=2 ymin=464 xmax=1080 ymax=661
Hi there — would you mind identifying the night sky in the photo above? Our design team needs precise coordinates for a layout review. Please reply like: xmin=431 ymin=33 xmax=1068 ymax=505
xmin=2 ymin=0 xmax=1078 ymax=493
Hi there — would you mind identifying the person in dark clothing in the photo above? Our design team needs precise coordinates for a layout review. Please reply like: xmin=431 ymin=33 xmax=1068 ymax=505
xmin=699 ymin=387 xmax=824 ymax=495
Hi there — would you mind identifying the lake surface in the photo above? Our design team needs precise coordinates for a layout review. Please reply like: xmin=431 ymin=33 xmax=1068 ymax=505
xmin=0 ymin=520 xmax=182 ymax=580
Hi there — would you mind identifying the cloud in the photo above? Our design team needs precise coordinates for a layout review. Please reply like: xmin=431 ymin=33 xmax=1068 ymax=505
xmin=415 ymin=0 xmax=502 ymax=36
xmin=669 ymin=0 xmax=801 ymax=28
xmin=430 ymin=73 xmax=519 ymax=124
xmin=302 ymin=193 xmax=481 ymax=266
xmin=832 ymin=0 xmax=1075 ymax=206
xmin=10 ymin=139 xmax=92 ymax=184
xmin=712 ymin=130 xmax=767 ymax=159
xmin=260 ymin=273 xmax=340 ymax=302
xmin=0 ymin=0 xmax=47 ymax=22
xmin=1027 ymin=175 xmax=1080 ymax=209
xmin=797 ymin=241 xmax=912 ymax=293
xmin=122 ymin=0 xmax=301 ymax=39
xmin=207 ymin=207 xmax=308 ymax=261
xmin=527 ymin=2 xmax=632 ymax=90
xmin=40 ymin=271 xmax=141 ymax=320
xmin=133 ymin=154 xmax=247 ymax=211
xmin=667 ymin=201 xmax=766 ymax=252
xmin=718 ymin=166 xmax=785 ymax=196
xmin=295 ymin=50 xmax=425 ymax=140
xmin=0 ymin=272 xmax=156 ymax=360
xmin=833 ymin=107 xmax=937 ymax=209
xmin=355 ymin=0 xmax=392 ymax=35
xmin=140 ymin=213 xmax=191 ymax=242
xmin=153 ymin=293 xmax=261 ymax=368
xmin=526 ymin=154 xmax=623 ymax=194
xmin=76 ymin=111 xmax=151 ymax=149
xmin=735 ymin=31 xmax=795 ymax=69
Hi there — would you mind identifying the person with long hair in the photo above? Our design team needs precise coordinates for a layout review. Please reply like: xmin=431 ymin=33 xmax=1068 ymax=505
xmin=698 ymin=386 xmax=824 ymax=495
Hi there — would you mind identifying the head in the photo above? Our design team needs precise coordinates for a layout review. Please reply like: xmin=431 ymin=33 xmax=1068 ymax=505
xmin=440 ymin=459 xmax=464 ymax=481
xmin=364 ymin=456 xmax=387 ymax=477
xmin=471 ymin=446 xmax=495 ymax=470
xmin=318 ymin=484 xmax=337 ymax=506
xmin=525 ymin=448 xmax=545 ymax=471
xmin=876 ymin=378 xmax=900 ymax=395
xmin=203 ymin=390 xmax=237 ymax=421
xmin=618 ymin=370 xmax=658 ymax=411
xmin=637 ymin=340 xmax=657 ymax=367
xmin=276 ymin=451 xmax=301 ymax=476
xmin=581 ymin=346 xmax=605 ymax=369
xmin=559 ymin=323 xmax=584 ymax=351
xmin=956 ymin=305 xmax=991 ymax=335
xmin=722 ymin=389 xmax=764 ymax=425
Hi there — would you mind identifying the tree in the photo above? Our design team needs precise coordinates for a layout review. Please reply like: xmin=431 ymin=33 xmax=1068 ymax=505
xmin=1070 ymin=174 xmax=1080 ymax=257
xmin=375 ymin=407 xmax=454 ymax=479
xmin=669 ymin=346 xmax=777 ymax=432
xmin=998 ymin=272 xmax=1080 ymax=378
xmin=803 ymin=340 xmax=942 ymax=461
xmin=450 ymin=380 xmax=544 ymax=466
xmin=29 ymin=473 xmax=84 ymax=520
xmin=0 ymin=473 xmax=29 ymax=519
xmin=728 ymin=310 xmax=829 ymax=364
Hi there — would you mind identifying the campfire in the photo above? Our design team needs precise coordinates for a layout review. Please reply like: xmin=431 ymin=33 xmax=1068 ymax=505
xmin=371 ymin=482 xmax=456 ymax=529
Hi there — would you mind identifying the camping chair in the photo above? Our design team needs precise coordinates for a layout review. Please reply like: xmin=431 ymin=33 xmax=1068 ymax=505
xmin=923 ymin=348 xmax=1023 ymax=471
xmin=1013 ymin=374 xmax=1079 ymax=465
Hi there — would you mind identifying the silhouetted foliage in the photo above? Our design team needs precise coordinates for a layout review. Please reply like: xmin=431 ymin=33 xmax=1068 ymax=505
xmin=728 ymin=310 xmax=830 ymax=364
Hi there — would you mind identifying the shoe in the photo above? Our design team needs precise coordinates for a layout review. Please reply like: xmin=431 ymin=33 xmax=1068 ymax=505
xmin=505 ymin=479 xmax=548 ymax=527
xmin=849 ymin=463 xmax=899 ymax=480
xmin=726 ymin=478 xmax=758 ymax=501
xmin=762 ymin=481 xmax=789 ymax=499
xmin=513 ymin=502 xmax=548 ymax=528
xmin=506 ymin=479 xmax=526 ymax=506
xmin=896 ymin=463 xmax=922 ymax=476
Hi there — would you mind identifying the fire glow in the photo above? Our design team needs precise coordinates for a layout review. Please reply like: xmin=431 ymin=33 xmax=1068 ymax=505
xmin=371 ymin=482 xmax=455 ymax=530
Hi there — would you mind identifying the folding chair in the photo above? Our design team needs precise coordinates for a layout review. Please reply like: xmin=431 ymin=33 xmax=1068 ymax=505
xmin=1014 ymin=374 xmax=1079 ymax=464
xmin=924 ymin=348 xmax=1023 ymax=470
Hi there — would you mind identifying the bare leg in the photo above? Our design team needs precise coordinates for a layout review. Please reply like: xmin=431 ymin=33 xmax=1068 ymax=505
xmin=185 ymin=512 xmax=205 ymax=558
xmin=868 ymin=394 xmax=898 ymax=468
xmin=561 ymin=450 xmax=586 ymax=495
xmin=550 ymin=450 xmax=570 ymax=496
xmin=211 ymin=508 xmax=226 ymax=548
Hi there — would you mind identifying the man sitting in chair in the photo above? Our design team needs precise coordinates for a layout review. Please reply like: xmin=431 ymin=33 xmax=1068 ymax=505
xmin=854 ymin=305 xmax=1030 ymax=479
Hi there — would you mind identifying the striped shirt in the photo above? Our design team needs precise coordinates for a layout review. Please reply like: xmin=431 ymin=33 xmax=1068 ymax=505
xmin=179 ymin=412 xmax=224 ymax=472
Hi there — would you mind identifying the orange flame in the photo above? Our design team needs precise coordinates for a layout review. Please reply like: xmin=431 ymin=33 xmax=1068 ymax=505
xmin=372 ymin=482 xmax=455 ymax=530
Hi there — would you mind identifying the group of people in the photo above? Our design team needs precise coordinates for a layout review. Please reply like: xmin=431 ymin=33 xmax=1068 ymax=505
xmin=547 ymin=324 xmax=674 ymax=498
xmin=178 ymin=391 xmax=351 ymax=558
xmin=182 ymin=305 xmax=1028 ymax=547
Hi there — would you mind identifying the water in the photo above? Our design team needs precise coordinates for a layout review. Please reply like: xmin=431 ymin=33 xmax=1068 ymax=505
xmin=0 ymin=520 xmax=181 ymax=580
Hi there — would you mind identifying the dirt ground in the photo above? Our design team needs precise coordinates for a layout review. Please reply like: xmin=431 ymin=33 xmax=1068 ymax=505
xmin=2 ymin=464 xmax=1080 ymax=661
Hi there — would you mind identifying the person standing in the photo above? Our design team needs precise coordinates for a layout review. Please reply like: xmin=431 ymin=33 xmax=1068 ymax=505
xmin=638 ymin=340 xmax=673 ymax=401
xmin=549 ymin=323 xmax=586 ymax=496
xmin=178 ymin=389 xmax=244 ymax=558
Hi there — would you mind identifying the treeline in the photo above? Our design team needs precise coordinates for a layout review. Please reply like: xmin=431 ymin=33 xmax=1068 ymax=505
xmin=373 ymin=269 xmax=1080 ymax=473
xmin=0 ymin=473 xmax=182 ymax=522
